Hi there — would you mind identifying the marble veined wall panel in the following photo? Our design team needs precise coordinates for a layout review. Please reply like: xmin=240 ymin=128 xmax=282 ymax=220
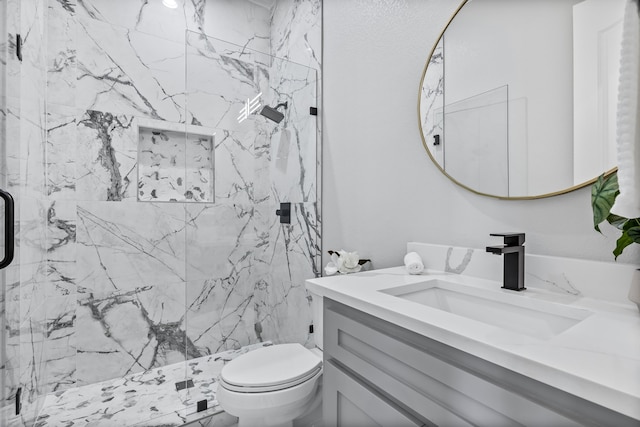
xmin=76 ymin=201 xmax=186 ymax=295
xmin=76 ymin=110 xmax=137 ymax=201
xmin=47 ymin=0 xmax=77 ymax=108
xmin=75 ymin=282 xmax=186 ymax=386
xmin=75 ymin=201 xmax=187 ymax=385
xmin=184 ymin=203 xmax=260 ymax=356
xmin=252 ymin=201 xmax=319 ymax=347
xmin=46 ymin=104 xmax=78 ymax=200
xmin=75 ymin=17 xmax=186 ymax=122
xmin=184 ymin=200 xmax=320 ymax=356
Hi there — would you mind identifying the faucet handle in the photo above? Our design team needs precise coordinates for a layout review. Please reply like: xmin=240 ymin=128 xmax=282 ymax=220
xmin=490 ymin=232 xmax=525 ymax=246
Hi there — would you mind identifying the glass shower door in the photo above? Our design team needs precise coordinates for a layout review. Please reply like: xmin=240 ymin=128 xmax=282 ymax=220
xmin=181 ymin=31 xmax=319 ymax=417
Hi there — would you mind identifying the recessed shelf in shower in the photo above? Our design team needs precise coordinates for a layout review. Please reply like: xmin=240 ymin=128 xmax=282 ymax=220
xmin=136 ymin=118 xmax=216 ymax=203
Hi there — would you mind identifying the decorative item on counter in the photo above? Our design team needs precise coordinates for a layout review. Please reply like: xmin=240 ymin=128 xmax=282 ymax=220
xmin=591 ymin=172 xmax=640 ymax=311
xmin=404 ymin=252 xmax=424 ymax=275
xmin=324 ymin=250 xmax=371 ymax=275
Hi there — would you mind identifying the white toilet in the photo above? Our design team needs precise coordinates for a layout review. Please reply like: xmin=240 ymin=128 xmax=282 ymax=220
xmin=216 ymin=291 xmax=324 ymax=427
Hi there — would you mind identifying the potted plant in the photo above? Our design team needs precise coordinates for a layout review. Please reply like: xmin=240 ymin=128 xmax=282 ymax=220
xmin=591 ymin=172 xmax=640 ymax=309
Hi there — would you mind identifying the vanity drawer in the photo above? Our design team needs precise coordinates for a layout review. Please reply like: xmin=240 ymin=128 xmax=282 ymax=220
xmin=323 ymin=359 xmax=425 ymax=427
xmin=324 ymin=299 xmax=631 ymax=427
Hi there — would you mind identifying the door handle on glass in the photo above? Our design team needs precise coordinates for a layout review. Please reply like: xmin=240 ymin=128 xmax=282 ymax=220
xmin=0 ymin=189 xmax=15 ymax=269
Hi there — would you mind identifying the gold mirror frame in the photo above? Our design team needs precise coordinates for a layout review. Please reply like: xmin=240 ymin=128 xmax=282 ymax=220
xmin=417 ymin=0 xmax=617 ymax=200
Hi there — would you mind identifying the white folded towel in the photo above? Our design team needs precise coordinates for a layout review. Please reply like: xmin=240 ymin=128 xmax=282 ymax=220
xmin=404 ymin=252 xmax=424 ymax=275
xmin=612 ymin=0 xmax=640 ymax=219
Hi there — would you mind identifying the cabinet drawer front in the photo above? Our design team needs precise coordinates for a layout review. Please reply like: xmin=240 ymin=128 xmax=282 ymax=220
xmin=323 ymin=360 xmax=425 ymax=427
xmin=324 ymin=300 xmax=585 ymax=427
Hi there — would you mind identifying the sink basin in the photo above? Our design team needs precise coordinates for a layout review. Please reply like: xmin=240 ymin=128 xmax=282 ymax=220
xmin=380 ymin=279 xmax=592 ymax=340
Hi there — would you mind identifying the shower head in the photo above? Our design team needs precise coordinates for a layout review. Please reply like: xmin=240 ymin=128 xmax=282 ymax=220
xmin=260 ymin=102 xmax=288 ymax=124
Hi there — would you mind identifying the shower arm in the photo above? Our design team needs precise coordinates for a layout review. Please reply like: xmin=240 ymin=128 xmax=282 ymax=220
xmin=273 ymin=101 xmax=288 ymax=111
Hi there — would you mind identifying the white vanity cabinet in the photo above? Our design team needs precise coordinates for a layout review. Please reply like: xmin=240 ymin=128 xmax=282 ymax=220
xmin=322 ymin=298 xmax=638 ymax=427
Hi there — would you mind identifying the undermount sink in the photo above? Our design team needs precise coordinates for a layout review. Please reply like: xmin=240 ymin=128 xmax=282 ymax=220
xmin=380 ymin=279 xmax=593 ymax=340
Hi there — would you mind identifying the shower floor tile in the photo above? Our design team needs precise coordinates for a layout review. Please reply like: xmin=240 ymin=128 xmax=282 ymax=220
xmin=34 ymin=342 xmax=272 ymax=427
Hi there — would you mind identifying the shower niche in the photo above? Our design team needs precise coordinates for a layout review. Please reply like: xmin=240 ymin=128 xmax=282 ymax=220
xmin=137 ymin=118 xmax=216 ymax=202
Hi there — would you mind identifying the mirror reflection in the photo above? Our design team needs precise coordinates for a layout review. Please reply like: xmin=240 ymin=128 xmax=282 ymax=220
xmin=419 ymin=0 xmax=626 ymax=198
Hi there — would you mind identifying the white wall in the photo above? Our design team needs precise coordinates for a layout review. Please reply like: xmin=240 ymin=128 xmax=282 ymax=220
xmin=322 ymin=0 xmax=639 ymax=271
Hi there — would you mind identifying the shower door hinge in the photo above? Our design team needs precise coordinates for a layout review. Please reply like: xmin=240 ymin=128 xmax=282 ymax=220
xmin=196 ymin=399 xmax=208 ymax=413
xmin=309 ymin=107 xmax=317 ymax=116
xmin=15 ymin=387 xmax=22 ymax=415
xmin=16 ymin=34 xmax=22 ymax=62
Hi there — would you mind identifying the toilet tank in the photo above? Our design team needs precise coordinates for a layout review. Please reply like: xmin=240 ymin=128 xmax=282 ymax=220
xmin=309 ymin=289 xmax=323 ymax=350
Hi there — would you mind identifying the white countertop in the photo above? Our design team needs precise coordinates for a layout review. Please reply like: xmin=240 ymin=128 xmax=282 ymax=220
xmin=306 ymin=267 xmax=640 ymax=420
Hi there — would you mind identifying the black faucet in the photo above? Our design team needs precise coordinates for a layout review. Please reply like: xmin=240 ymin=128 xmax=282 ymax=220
xmin=486 ymin=233 xmax=526 ymax=291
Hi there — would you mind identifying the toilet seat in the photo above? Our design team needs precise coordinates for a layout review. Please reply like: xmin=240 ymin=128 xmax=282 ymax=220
xmin=219 ymin=343 xmax=322 ymax=393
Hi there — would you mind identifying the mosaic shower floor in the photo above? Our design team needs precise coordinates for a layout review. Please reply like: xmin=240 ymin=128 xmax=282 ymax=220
xmin=34 ymin=342 xmax=272 ymax=427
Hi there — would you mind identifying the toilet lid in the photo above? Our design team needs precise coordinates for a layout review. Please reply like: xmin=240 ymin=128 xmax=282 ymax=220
xmin=219 ymin=343 xmax=322 ymax=392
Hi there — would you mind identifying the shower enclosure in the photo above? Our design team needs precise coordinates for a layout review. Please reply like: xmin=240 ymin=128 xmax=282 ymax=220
xmin=1 ymin=1 xmax=321 ymax=425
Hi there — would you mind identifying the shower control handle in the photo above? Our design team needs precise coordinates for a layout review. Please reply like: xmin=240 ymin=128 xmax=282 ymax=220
xmin=0 ymin=189 xmax=15 ymax=269
xmin=276 ymin=202 xmax=291 ymax=224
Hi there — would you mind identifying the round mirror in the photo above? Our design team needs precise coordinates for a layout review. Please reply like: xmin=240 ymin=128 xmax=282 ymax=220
xmin=419 ymin=0 xmax=625 ymax=199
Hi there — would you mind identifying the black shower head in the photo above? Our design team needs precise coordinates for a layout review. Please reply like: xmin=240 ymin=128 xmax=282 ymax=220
xmin=260 ymin=102 xmax=288 ymax=124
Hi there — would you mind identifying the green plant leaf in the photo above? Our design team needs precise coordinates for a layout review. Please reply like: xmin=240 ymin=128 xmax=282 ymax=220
xmin=591 ymin=173 xmax=620 ymax=233
xmin=606 ymin=214 xmax=628 ymax=230
xmin=613 ymin=231 xmax=634 ymax=260
xmin=624 ymin=218 xmax=640 ymax=243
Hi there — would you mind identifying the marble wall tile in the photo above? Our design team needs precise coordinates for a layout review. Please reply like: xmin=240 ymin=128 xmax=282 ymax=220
xmin=271 ymin=0 xmax=322 ymax=214
xmin=5 ymin=0 xmax=21 ymax=102
xmin=253 ymin=202 xmax=319 ymax=347
xmin=76 ymin=109 xmax=137 ymax=201
xmin=18 ymin=197 xmax=48 ymax=315
xmin=20 ymin=96 xmax=47 ymax=198
xmin=75 ymin=17 xmax=186 ymax=121
xmin=76 ymin=0 xmax=271 ymax=55
xmin=47 ymin=0 xmax=77 ymax=108
xmin=20 ymin=0 xmax=46 ymax=104
xmin=43 ymin=200 xmax=76 ymax=298
xmin=4 ymin=97 xmax=22 ymax=192
xmin=0 ymin=2 xmax=6 ymax=94
xmin=185 ymin=36 xmax=268 ymax=130
xmin=214 ymin=127 xmax=261 ymax=206
xmin=17 ymin=301 xmax=48 ymax=427
xmin=271 ymin=0 xmax=322 ymax=71
xmin=46 ymin=104 xmax=77 ymax=199
xmin=266 ymin=40 xmax=318 ymax=204
xmin=76 ymin=201 xmax=186 ymax=294
xmin=185 ymin=203 xmax=260 ymax=356
xmin=185 ymin=277 xmax=257 ymax=358
xmin=41 ymin=295 xmax=76 ymax=393
xmin=76 ymin=282 xmax=186 ymax=386
xmin=265 ymin=97 xmax=317 ymax=204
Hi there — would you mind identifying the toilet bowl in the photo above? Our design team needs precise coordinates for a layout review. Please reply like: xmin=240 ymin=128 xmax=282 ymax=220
xmin=217 ymin=291 xmax=325 ymax=427
xmin=216 ymin=343 xmax=323 ymax=427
